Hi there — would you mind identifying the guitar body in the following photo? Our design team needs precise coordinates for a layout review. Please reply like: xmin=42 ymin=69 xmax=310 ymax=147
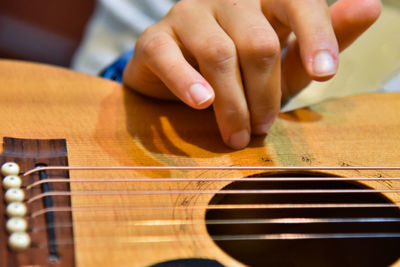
xmin=0 ymin=60 xmax=399 ymax=266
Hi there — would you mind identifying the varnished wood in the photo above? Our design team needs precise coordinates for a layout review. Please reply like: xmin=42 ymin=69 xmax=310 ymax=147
xmin=0 ymin=59 xmax=399 ymax=266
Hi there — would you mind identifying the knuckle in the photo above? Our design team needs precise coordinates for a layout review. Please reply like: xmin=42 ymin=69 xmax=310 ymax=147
xmin=198 ymin=36 xmax=236 ymax=71
xmin=249 ymin=34 xmax=280 ymax=57
xmin=139 ymin=32 xmax=171 ymax=58
xmin=243 ymin=31 xmax=280 ymax=67
xmin=223 ymin=102 xmax=249 ymax=122
xmin=168 ymin=0 xmax=204 ymax=21
xmin=286 ymin=0 xmax=327 ymax=14
xmin=168 ymin=1 xmax=190 ymax=16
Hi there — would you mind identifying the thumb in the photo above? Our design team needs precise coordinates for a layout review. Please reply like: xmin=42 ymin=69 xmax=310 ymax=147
xmin=281 ymin=0 xmax=382 ymax=104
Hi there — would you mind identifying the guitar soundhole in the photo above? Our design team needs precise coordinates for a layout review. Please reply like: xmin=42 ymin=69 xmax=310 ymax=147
xmin=206 ymin=172 xmax=400 ymax=267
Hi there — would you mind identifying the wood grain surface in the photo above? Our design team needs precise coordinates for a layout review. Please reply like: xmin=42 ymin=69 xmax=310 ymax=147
xmin=0 ymin=60 xmax=399 ymax=266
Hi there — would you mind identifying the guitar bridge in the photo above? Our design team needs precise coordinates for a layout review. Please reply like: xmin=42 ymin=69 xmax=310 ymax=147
xmin=0 ymin=137 xmax=74 ymax=267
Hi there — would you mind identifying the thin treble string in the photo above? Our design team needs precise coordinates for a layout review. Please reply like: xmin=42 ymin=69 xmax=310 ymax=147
xmin=30 ymin=233 xmax=400 ymax=249
xmin=23 ymin=165 xmax=400 ymax=176
xmin=29 ymin=217 xmax=400 ymax=233
xmin=29 ymin=203 xmax=399 ymax=218
xmin=25 ymin=189 xmax=400 ymax=204
xmin=24 ymin=177 xmax=400 ymax=190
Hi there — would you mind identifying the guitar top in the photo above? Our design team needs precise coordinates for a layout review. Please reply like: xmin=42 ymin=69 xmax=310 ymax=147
xmin=0 ymin=60 xmax=399 ymax=267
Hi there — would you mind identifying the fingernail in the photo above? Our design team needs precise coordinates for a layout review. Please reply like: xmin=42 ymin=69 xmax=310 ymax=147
xmin=313 ymin=51 xmax=336 ymax=76
xmin=229 ymin=129 xmax=250 ymax=150
xmin=189 ymin=83 xmax=213 ymax=106
xmin=253 ymin=122 xmax=273 ymax=135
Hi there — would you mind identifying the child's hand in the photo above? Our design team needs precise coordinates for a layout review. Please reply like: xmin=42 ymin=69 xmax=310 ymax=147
xmin=123 ymin=0 xmax=381 ymax=149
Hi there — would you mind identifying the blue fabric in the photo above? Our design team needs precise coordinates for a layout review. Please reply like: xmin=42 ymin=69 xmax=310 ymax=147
xmin=100 ymin=49 xmax=134 ymax=82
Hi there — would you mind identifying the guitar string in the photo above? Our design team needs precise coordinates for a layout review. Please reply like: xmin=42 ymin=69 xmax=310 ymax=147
xmin=20 ymin=172 xmax=400 ymax=217
xmin=23 ymin=165 xmax=400 ymax=176
xmin=24 ymin=176 xmax=400 ymax=190
xmin=22 ymin=165 xmax=400 ymax=203
xmin=28 ymin=203 xmax=399 ymax=218
xmin=26 ymin=202 xmax=400 ymax=246
xmin=29 ymin=217 xmax=400 ymax=233
xmin=19 ymin=165 xmax=400 ymax=245
xmin=29 ymin=233 xmax=400 ymax=249
xmin=27 ymin=202 xmax=400 ymax=247
xmin=26 ymin=203 xmax=400 ymax=244
xmin=23 ymin=187 xmax=400 ymax=233
xmin=24 ymin=189 xmax=400 ymax=204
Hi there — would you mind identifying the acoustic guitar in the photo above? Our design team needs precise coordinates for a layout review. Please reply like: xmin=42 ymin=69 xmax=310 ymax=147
xmin=0 ymin=60 xmax=399 ymax=267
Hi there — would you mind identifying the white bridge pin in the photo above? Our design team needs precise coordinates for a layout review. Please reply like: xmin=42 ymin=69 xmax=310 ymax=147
xmin=6 ymin=217 xmax=28 ymax=233
xmin=6 ymin=202 xmax=27 ymax=217
xmin=8 ymin=232 xmax=31 ymax=251
xmin=1 ymin=162 xmax=20 ymax=176
xmin=2 ymin=175 xmax=22 ymax=189
xmin=5 ymin=188 xmax=25 ymax=203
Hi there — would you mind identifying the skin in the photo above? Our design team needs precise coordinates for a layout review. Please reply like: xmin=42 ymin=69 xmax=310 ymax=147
xmin=123 ymin=0 xmax=381 ymax=149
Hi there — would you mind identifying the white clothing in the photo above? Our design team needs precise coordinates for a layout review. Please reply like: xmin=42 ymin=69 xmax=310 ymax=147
xmin=72 ymin=0 xmax=176 ymax=74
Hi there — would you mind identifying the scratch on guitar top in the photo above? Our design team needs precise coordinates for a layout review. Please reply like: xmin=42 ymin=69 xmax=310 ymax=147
xmin=196 ymin=181 xmax=207 ymax=187
xmin=301 ymin=154 xmax=317 ymax=166
xmin=194 ymin=170 xmax=209 ymax=187
xmin=180 ymin=198 xmax=190 ymax=206
xmin=260 ymin=156 xmax=272 ymax=163
xmin=301 ymin=156 xmax=312 ymax=164
xmin=339 ymin=162 xmax=361 ymax=173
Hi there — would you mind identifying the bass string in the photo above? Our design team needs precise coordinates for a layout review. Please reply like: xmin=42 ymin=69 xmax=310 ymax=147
xmin=28 ymin=217 xmax=400 ymax=233
xmin=22 ymin=165 xmax=400 ymax=176
xmin=28 ymin=203 xmax=400 ymax=218
xmin=24 ymin=176 xmax=400 ymax=190
xmin=29 ymin=232 xmax=400 ymax=249
xmin=24 ymin=188 xmax=400 ymax=204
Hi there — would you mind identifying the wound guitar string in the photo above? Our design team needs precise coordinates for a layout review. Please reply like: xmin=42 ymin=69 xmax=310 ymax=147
xmin=13 ymin=165 xmax=400 ymax=248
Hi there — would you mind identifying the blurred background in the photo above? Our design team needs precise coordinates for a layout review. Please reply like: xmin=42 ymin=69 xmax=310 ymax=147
xmin=0 ymin=0 xmax=399 ymax=109
xmin=0 ymin=0 xmax=95 ymax=67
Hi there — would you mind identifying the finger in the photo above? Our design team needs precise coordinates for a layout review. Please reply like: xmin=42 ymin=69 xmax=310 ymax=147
xmin=216 ymin=2 xmax=281 ymax=135
xmin=169 ymin=3 xmax=250 ymax=149
xmin=124 ymin=25 xmax=214 ymax=109
xmin=330 ymin=0 xmax=382 ymax=51
xmin=281 ymin=0 xmax=382 ymax=103
xmin=265 ymin=0 xmax=339 ymax=80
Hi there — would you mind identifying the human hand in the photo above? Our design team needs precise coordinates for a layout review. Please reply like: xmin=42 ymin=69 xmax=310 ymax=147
xmin=123 ymin=0 xmax=381 ymax=149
